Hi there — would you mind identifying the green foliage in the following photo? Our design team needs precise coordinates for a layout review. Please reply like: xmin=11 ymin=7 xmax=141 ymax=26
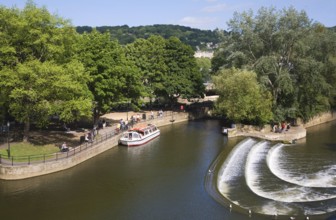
xmin=75 ymin=29 xmax=144 ymax=113
xmin=0 ymin=1 xmax=77 ymax=68
xmin=126 ymin=36 xmax=205 ymax=104
xmin=196 ymin=57 xmax=212 ymax=81
xmin=0 ymin=2 xmax=93 ymax=140
xmin=2 ymin=60 xmax=92 ymax=126
xmin=76 ymin=24 xmax=222 ymax=50
xmin=213 ymin=68 xmax=273 ymax=125
xmin=212 ymin=6 xmax=336 ymax=122
xmin=125 ymin=35 xmax=167 ymax=99
xmin=163 ymin=37 xmax=205 ymax=101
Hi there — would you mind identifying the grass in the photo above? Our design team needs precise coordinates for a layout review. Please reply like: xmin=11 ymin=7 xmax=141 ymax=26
xmin=0 ymin=142 xmax=60 ymax=158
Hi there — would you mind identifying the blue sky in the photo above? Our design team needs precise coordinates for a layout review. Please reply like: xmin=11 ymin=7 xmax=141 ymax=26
xmin=1 ymin=0 xmax=335 ymax=30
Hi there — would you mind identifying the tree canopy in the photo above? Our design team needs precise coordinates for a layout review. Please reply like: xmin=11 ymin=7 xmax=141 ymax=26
xmin=0 ymin=1 xmax=206 ymax=141
xmin=76 ymin=24 xmax=222 ymax=51
xmin=0 ymin=1 xmax=92 ymax=140
xmin=75 ymin=29 xmax=144 ymax=116
xmin=212 ymin=6 xmax=336 ymax=122
xmin=213 ymin=68 xmax=273 ymax=124
xmin=125 ymin=36 xmax=205 ymax=104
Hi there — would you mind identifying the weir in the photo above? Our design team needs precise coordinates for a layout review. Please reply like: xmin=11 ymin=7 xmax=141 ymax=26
xmin=216 ymin=137 xmax=336 ymax=216
xmin=267 ymin=144 xmax=336 ymax=188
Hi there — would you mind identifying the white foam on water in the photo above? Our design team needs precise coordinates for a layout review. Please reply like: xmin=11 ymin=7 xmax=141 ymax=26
xmin=257 ymin=201 xmax=296 ymax=216
xmin=267 ymin=144 xmax=336 ymax=187
xmin=246 ymin=142 xmax=336 ymax=202
xmin=217 ymin=138 xmax=257 ymax=192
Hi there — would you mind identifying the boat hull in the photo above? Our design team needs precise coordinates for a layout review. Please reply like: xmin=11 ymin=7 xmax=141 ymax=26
xmin=119 ymin=130 xmax=160 ymax=147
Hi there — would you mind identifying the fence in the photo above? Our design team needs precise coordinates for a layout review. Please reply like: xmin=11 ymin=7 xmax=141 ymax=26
xmin=0 ymin=110 xmax=189 ymax=166
xmin=0 ymin=130 xmax=118 ymax=166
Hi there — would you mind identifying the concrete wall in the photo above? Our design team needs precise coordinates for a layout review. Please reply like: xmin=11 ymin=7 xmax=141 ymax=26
xmin=0 ymin=112 xmax=190 ymax=180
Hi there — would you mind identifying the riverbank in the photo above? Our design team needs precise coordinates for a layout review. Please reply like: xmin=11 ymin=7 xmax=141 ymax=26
xmin=1 ymin=110 xmax=334 ymax=180
xmin=0 ymin=111 xmax=190 ymax=180
xmin=226 ymin=125 xmax=306 ymax=143
xmin=226 ymin=111 xmax=336 ymax=143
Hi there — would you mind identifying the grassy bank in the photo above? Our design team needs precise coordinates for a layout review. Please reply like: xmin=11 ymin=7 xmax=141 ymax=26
xmin=0 ymin=142 xmax=60 ymax=158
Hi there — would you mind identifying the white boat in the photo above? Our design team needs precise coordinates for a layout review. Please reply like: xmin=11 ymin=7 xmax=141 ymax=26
xmin=119 ymin=124 xmax=160 ymax=147
xmin=222 ymin=127 xmax=228 ymax=135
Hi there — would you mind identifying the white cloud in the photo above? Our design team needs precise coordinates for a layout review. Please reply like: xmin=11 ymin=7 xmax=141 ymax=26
xmin=202 ymin=3 xmax=228 ymax=13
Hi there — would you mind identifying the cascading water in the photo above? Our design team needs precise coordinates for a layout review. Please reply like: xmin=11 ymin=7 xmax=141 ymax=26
xmin=217 ymin=138 xmax=257 ymax=196
xmin=267 ymin=144 xmax=336 ymax=188
xmin=216 ymin=138 xmax=336 ymax=217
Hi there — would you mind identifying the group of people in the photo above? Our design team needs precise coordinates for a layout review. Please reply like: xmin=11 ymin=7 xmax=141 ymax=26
xmin=272 ymin=121 xmax=290 ymax=133
xmin=117 ymin=118 xmax=129 ymax=132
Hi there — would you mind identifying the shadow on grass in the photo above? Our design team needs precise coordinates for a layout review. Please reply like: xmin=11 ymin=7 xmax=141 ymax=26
xmin=28 ymin=130 xmax=83 ymax=147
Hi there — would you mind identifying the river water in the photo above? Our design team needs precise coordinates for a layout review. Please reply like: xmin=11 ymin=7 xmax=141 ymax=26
xmin=0 ymin=120 xmax=335 ymax=220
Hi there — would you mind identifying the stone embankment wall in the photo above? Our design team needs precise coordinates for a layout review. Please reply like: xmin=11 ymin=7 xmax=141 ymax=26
xmin=0 ymin=112 xmax=190 ymax=180
xmin=299 ymin=111 xmax=336 ymax=128
xmin=3 ymin=110 xmax=331 ymax=180
xmin=226 ymin=111 xmax=336 ymax=142
xmin=0 ymin=135 xmax=121 ymax=180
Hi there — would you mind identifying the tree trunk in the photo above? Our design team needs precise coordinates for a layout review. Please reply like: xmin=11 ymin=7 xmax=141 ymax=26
xmin=23 ymin=119 xmax=30 ymax=142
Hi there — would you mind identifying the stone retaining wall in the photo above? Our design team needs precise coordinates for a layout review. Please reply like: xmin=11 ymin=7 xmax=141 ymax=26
xmin=4 ymin=109 xmax=332 ymax=180
xmin=0 ymin=135 xmax=121 ymax=180
xmin=227 ymin=111 xmax=336 ymax=142
xmin=299 ymin=111 xmax=336 ymax=128
xmin=0 ymin=112 xmax=190 ymax=180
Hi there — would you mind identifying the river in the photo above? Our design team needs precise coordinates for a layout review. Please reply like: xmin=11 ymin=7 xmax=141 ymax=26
xmin=0 ymin=120 xmax=335 ymax=220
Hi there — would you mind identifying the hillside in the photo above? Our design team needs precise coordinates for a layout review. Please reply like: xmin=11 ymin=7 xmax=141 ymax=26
xmin=76 ymin=24 xmax=223 ymax=50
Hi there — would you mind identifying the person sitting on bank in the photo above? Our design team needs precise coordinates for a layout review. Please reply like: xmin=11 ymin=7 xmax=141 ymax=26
xmin=61 ymin=142 xmax=69 ymax=152
xmin=85 ymin=133 xmax=91 ymax=142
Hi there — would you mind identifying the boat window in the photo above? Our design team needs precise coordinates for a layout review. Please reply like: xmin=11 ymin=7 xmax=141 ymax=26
xmin=133 ymin=133 xmax=139 ymax=139
xmin=145 ymin=131 xmax=148 ymax=135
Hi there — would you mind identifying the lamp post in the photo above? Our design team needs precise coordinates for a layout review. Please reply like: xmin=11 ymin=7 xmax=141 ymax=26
xmin=126 ymin=100 xmax=130 ymax=121
xmin=7 ymin=121 xmax=10 ymax=158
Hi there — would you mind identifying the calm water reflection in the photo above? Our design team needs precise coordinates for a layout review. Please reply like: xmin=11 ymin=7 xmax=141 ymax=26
xmin=0 ymin=120 xmax=335 ymax=220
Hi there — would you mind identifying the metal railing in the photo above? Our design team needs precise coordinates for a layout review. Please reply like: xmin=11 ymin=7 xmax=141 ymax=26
xmin=0 ymin=130 xmax=118 ymax=166
xmin=0 ymin=111 xmax=188 ymax=166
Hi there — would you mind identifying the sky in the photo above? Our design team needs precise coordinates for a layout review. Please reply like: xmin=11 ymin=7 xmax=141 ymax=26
xmin=1 ymin=0 xmax=335 ymax=30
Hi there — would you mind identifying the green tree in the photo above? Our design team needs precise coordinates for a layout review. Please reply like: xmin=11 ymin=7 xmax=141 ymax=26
xmin=163 ymin=37 xmax=204 ymax=102
xmin=125 ymin=35 xmax=167 ymax=103
xmin=126 ymin=36 xmax=204 ymax=106
xmin=212 ymin=6 xmax=336 ymax=122
xmin=196 ymin=57 xmax=212 ymax=81
xmin=75 ymin=29 xmax=143 ymax=117
xmin=213 ymin=68 xmax=273 ymax=125
xmin=1 ymin=60 xmax=92 ymax=141
xmin=301 ymin=25 xmax=336 ymax=113
xmin=0 ymin=1 xmax=78 ymax=67
xmin=0 ymin=1 xmax=93 ymax=140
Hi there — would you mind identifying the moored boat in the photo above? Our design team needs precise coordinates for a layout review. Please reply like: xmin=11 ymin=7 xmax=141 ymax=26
xmin=119 ymin=124 xmax=160 ymax=146
xmin=222 ymin=127 xmax=229 ymax=135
